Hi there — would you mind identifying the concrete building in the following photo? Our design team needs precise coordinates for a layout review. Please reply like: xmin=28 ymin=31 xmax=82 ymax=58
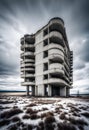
xmin=20 ymin=17 xmax=73 ymax=97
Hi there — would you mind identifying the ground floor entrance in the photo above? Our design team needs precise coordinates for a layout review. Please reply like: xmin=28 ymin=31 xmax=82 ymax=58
xmin=52 ymin=85 xmax=60 ymax=96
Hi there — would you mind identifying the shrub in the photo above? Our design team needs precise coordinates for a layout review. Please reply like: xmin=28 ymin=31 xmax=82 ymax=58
xmin=67 ymin=103 xmax=74 ymax=107
xmin=26 ymin=108 xmax=37 ymax=115
xmin=7 ymin=124 xmax=18 ymax=130
xmin=13 ymin=106 xmax=18 ymax=109
xmin=81 ymin=112 xmax=89 ymax=118
xmin=0 ymin=100 xmax=13 ymax=104
xmin=69 ymin=117 xmax=88 ymax=126
xmin=0 ymin=119 xmax=10 ymax=127
xmin=44 ymin=115 xmax=55 ymax=124
xmin=79 ymin=106 xmax=87 ymax=110
xmin=39 ymin=121 xmax=44 ymax=129
xmin=30 ymin=114 xmax=40 ymax=120
xmin=77 ymin=118 xmax=88 ymax=125
xmin=59 ymin=112 xmax=66 ymax=120
xmin=58 ymin=104 xmax=64 ymax=109
xmin=55 ymin=107 xmax=62 ymax=114
xmin=42 ymin=107 xmax=48 ymax=111
xmin=27 ymin=124 xmax=33 ymax=130
xmin=0 ymin=108 xmax=23 ymax=118
xmin=68 ymin=117 xmax=77 ymax=124
xmin=21 ymin=124 xmax=33 ymax=130
xmin=41 ymin=111 xmax=54 ymax=119
xmin=78 ymin=125 xmax=84 ymax=130
xmin=44 ymin=117 xmax=55 ymax=130
xmin=12 ymin=116 xmax=21 ymax=122
xmin=72 ymin=112 xmax=80 ymax=117
xmin=41 ymin=113 xmax=47 ymax=119
xmin=22 ymin=114 xmax=30 ymax=119
xmin=57 ymin=122 xmax=76 ymax=130
xmin=26 ymin=103 xmax=37 ymax=107
xmin=46 ymin=111 xmax=54 ymax=116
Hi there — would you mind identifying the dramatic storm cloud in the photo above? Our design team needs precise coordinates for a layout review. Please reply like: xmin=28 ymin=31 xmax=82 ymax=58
xmin=0 ymin=0 xmax=89 ymax=93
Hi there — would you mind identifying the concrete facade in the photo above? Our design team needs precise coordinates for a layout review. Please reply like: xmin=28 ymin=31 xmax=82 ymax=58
xmin=20 ymin=17 xmax=73 ymax=97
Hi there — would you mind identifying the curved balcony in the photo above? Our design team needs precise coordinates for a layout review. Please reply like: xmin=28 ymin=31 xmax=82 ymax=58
xmin=21 ymin=52 xmax=34 ymax=58
xmin=48 ymin=78 xmax=69 ymax=86
xmin=49 ymin=63 xmax=63 ymax=69
xmin=24 ymin=59 xmax=35 ymax=63
xmin=21 ymin=44 xmax=34 ymax=51
xmin=21 ymin=81 xmax=35 ymax=86
xmin=49 ymin=68 xmax=64 ymax=76
xmin=49 ymin=48 xmax=64 ymax=56
xmin=63 ymin=75 xmax=70 ymax=83
xmin=48 ymin=43 xmax=64 ymax=52
xmin=49 ymin=31 xmax=63 ymax=40
xmin=24 ymin=35 xmax=35 ymax=43
xmin=48 ymin=49 xmax=64 ymax=62
xmin=49 ymin=18 xmax=64 ymax=28
xmin=49 ymin=54 xmax=64 ymax=62
xmin=21 ymin=74 xmax=35 ymax=78
xmin=21 ymin=68 xmax=35 ymax=72
xmin=64 ymin=70 xmax=70 ymax=78
xmin=21 ymin=37 xmax=24 ymax=45
xmin=64 ymin=57 xmax=70 ymax=67
xmin=21 ymin=63 xmax=35 ymax=67
xmin=44 ymin=31 xmax=63 ymax=42
xmin=64 ymin=62 xmax=70 ymax=72
xmin=49 ymin=63 xmax=64 ymax=75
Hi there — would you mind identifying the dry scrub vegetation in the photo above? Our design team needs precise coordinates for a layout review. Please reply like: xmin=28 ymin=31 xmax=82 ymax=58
xmin=0 ymin=96 xmax=89 ymax=130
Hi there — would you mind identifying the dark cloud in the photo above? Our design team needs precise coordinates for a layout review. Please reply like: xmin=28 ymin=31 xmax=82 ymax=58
xmin=0 ymin=0 xmax=89 ymax=92
xmin=80 ymin=39 xmax=89 ymax=62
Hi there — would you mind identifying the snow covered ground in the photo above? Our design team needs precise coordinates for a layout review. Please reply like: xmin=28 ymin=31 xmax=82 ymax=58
xmin=0 ymin=96 xmax=89 ymax=130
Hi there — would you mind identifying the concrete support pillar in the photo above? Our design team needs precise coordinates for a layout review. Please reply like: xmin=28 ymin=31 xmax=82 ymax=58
xmin=37 ymin=85 xmax=44 ymax=96
xmin=26 ymin=86 xmax=29 ymax=96
xmin=35 ymin=86 xmax=38 ymax=96
xmin=48 ymin=85 xmax=52 ymax=96
xmin=60 ymin=86 xmax=66 ymax=97
xmin=66 ymin=88 xmax=70 ymax=97
xmin=32 ymin=86 xmax=35 ymax=96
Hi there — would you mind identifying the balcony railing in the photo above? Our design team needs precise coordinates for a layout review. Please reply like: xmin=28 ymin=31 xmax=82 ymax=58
xmin=21 ymin=52 xmax=34 ymax=58
xmin=21 ymin=81 xmax=35 ymax=86
xmin=21 ymin=44 xmax=34 ymax=50
xmin=21 ymin=74 xmax=35 ymax=78
xmin=48 ymin=43 xmax=64 ymax=52
xmin=49 ymin=54 xmax=64 ymax=62
xmin=49 ymin=68 xmax=64 ymax=76
xmin=21 ymin=63 xmax=35 ymax=67
xmin=48 ymin=78 xmax=69 ymax=86
xmin=21 ymin=68 xmax=35 ymax=72
xmin=49 ymin=63 xmax=63 ymax=69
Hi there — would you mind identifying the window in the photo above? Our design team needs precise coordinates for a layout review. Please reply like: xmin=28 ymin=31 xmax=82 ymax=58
xmin=43 ymin=39 xmax=48 ymax=46
xmin=43 ymin=50 xmax=48 ymax=58
xmin=44 ymin=63 xmax=48 ymax=71
xmin=43 ymin=28 xmax=48 ymax=36
xmin=44 ymin=74 xmax=48 ymax=79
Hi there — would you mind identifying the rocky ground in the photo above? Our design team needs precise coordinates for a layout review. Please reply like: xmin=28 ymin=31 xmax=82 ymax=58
xmin=0 ymin=96 xmax=89 ymax=130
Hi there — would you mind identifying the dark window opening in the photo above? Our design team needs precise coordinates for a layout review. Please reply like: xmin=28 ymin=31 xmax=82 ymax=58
xmin=44 ymin=74 xmax=48 ymax=79
xmin=44 ymin=28 xmax=48 ymax=36
xmin=43 ymin=50 xmax=48 ymax=58
xmin=44 ymin=63 xmax=48 ymax=71
xmin=43 ymin=39 xmax=48 ymax=46
xmin=49 ymin=37 xmax=64 ymax=47
xmin=44 ymin=84 xmax=48 ymax=96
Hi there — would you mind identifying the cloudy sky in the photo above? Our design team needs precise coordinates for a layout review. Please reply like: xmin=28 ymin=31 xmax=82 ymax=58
xmin=0 ymin=0 xmax=89 ymax=94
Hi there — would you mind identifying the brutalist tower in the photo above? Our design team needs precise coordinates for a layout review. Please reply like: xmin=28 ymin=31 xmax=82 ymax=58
xmin=20 ymin=17 xmax=73 ymax=97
